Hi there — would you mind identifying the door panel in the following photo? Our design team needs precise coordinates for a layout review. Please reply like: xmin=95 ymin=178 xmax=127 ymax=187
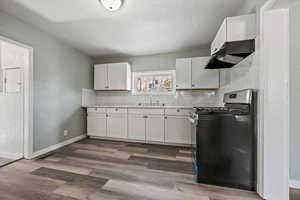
xmin=107 ymin=63 xmax=127 ymax=90
xmin=87 ymin=113 xmax=107 ymax=137
xmin=128 ymin=114 xmax=145 ymax=140
xmin=176 ymin=58 xmax=191 ymax=89
xmin=94 ymin=64 xmax=107 ymax=90
xmin=107 ymin=114 xmax=127 ymax=139
xmin=146 ymin=115 xmax=164 ymax=142
xmin=5 ymin=68 xmax=22 ymax=93
xmin=165 ymin=116 xmax=191 ymax=144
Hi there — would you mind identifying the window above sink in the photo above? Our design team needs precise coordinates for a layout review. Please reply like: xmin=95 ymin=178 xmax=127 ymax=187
xmin=132 ymin=70 xmax=176 ymax=95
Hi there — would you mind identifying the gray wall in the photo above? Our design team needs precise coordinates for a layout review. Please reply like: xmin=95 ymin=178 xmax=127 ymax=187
xmin=94 ymin=48 xmax=218 ymax=107
xmin=290 ymin=1 xmax=300 ymax=181
xmin=0 ymin=11 xmax=93 ymax=152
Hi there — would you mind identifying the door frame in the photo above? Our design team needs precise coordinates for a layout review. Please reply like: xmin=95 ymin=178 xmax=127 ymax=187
xmin=0 ymin=35 xmax=34 ymax=159
xmin=258 ymin=0 xmax=290 ymax=199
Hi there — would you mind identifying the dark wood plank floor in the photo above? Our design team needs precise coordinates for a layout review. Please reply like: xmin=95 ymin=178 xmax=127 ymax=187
xmin=290 ymin=188 xmax=300 ymax=200
xmin=0 ymin=157 xmax=15 ymax=167
xmin=0 ymin=139 xmax=262 ymax=200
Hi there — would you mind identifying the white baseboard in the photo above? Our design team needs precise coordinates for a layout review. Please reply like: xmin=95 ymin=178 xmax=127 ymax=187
xmin=290 ymin=180 xmax=300 ymax=189
xmin=28 ymin=134 xmax=86 ymax=159
xmin=0 ymin=152 xmax=22 ymax=160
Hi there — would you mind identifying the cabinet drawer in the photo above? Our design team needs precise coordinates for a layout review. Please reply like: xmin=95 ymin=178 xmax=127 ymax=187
xmin=165 ymin=108 xmax=192 ymax=116
xmin=144 ymin=109 xmax=164 ymax=115
xmin=87 ymin=107 xmax=106 ymax=113
xmin=128 ymin=108 xmax=144 ymax=115
xmin=107 ymin=108 xmax=127 ymax=114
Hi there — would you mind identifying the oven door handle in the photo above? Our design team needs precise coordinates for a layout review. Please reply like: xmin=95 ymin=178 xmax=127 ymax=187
xmin=188 ymin=117 xmax=196 ymax=124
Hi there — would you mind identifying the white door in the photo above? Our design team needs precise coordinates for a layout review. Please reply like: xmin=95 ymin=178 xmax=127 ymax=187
xmin=87 ymin=113 xmax=107 ymax=137
xmin=94 ymin=64 xmax=107 ymax=90
xmin=0 ymin=40 xmax=28 ymax=160
xmin=107 ymin=63 xmax=127 ymax=90
xmin=146 ymin=115 xmax=164 ymax=142
xmin=107 ymin=114 xmax=127 ymax=139
xmin=191 ymin=57 xmax=219 ymax=89
xmin=128 ymin=114 xmax=145 ymax=140
xmin=176 ymin=58 xmax=191 ymax=89
xmin=165 ymin=116 xmax=191 ymax=144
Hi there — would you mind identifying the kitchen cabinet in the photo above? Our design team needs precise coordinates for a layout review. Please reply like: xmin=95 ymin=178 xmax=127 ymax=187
xmin=146 ymin=115 xmax=164 ymax=142
xmin=175 ymin=57 xmax=219 ymax=89
xmin=191 ymin=57 xmax=219 ymax=89
xmin=175 ymin=58 xmax=191 ymax=89
xmin=94 ymin=62 xmax=131 ymax=90
xmin=211 ymin=14 xmax=256 ymax=55
xmin=165 ymin=115 xmax=191 ymax=144
xmin=128 ymin=114 xmax=146 ymax=140
xmin=107 ymin=108 xmax=128 ymax=139
xmin=94 ymin=64 xmax=107 ymax=90
xmin=87 ymin=113 xmax=107 ymax=137
xmin=87 ymin=107 xmax=192 ymax=146
xmin=128 ymin=108 xmax=164 ymax=142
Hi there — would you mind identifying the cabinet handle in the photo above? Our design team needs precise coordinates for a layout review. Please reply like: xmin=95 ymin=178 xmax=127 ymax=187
xmin=176 ymin=85 xmax=179 ymax=87
xmin=192 ymin=84 xmax=195 ymax=87
xmin=164 ymin=116 xmax=167 ymax=119
xmin=144 ymin=115 xmax=148 ymax=119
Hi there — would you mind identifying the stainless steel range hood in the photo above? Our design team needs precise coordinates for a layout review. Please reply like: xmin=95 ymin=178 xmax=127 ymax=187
xmin=206 ymin=39 xmax=255 ymax=69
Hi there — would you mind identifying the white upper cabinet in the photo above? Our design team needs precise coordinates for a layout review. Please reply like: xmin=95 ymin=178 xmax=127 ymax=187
xmin=176 ymin=57 xmax=219 ymax=89
xmin=175 ymin=58 xmax=191 ymax=89
xmin=94 ymin=64 xmax=108 ymax=90
xmin=211 ymin=14 xmax=256 ymax=55
xmin=94 ymin=62 xmax=131 ymax=90
xmin=191 ymin=57 xmax=219 ymax=89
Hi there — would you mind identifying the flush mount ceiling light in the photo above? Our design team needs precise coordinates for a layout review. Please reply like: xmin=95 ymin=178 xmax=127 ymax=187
xmin=100 ymin=0 xmax=123 ymax=11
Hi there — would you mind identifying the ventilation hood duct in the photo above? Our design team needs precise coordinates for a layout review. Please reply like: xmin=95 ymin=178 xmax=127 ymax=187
xmin=206 ymin=39 xmax=255 ymax=69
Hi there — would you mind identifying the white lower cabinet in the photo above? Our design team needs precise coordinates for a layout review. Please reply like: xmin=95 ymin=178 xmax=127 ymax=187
xmin=87 ymin=108 xmax=192 ymax=146
xmin=165 ymin=116 xmax=191 ymax=144
xmin=146 ymin=115 xmax=164 ymax=142
xmin=107 ymin=114 xmax=127 ymax=139
xmin=87 ymin=113 xmax=107 ymax=137
xmin=128 ymin=114 xmax=146 ymax=140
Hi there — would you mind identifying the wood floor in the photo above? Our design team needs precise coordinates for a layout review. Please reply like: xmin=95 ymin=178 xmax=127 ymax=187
xmin=0 ymin=139 xmax=262 ymax=200
xmin=0 ymin=157 xmax=15 ymax=167
xmin=290 ymin=188 xmax=300 ymax=200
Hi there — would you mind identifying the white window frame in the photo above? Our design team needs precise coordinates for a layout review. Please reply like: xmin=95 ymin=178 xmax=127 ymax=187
xmin=132 ymin=70 xmax=176 ymax=95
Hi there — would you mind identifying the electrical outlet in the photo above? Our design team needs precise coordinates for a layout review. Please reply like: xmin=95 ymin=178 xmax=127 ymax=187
xmin=63 ymin=130 xmax=68 ymax=137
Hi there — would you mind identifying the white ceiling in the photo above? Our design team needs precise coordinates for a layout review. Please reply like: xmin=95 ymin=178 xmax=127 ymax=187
xmin=0 ymin=0 xmax=248 ymax=57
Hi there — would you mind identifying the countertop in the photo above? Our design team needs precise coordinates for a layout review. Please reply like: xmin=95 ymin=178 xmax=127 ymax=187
xmin=83 ymin=104 xmax=194 ymax=109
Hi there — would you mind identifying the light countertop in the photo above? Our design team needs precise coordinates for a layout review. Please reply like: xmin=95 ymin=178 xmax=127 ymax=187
xmin=83 ymin=104 xmax=194 ymax=109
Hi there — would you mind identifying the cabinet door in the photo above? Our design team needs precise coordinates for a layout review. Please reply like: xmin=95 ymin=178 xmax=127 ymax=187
xmin=107 ymin=114 xmax=127 ymax=139
xmin=191 ymin=57 xmax=219 ymax=89
xmin=87 ymin=113 xmax=107 ymax=137
xmin=227 ymin=14 xmax=256 ymax=42
xmin=128 ymin=114 xmax=146 ymax=140
xmin=94 ymin=64 xmax=107 ymax=90
xmin=146 ymin=115 xmax=164 ymax=142
xmin=175 ymin=58 xmax=191 ymax=89
xmin=5 ymin=68 xmax=22 ymax=93
xmin=107 ymin=63 xmax=128 ymax=90
xmin=211 ymin=19 xmax=227 ymax=55
xmin=165 ymin=116 xmax=191 ymax=144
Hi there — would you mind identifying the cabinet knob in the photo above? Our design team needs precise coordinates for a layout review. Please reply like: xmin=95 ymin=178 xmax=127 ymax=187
xmin=144 ymin=115 xmax=148 ymax=119
xmin=115 ymin=108 xmax=118 ymax=111
xmin=176 ymin=85 xmax=179 ymax=88
xmin=177 ymin=109 xmax=180 ymax=112
xmin=192 ymin=84 xmax=195 ymax=87
xmin=164 ymin=116 xmax=167 ymax=119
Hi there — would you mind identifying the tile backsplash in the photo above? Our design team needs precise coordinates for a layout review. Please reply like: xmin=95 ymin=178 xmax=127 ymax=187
xmin=95 ymin=90 xmax=218 ymax=107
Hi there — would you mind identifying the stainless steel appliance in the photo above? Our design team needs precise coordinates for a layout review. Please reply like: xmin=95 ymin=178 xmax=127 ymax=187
xmin=189 ymin=89 xmax=257 ymax=191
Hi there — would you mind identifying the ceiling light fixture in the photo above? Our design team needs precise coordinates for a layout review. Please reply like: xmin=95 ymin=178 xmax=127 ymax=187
xmin=100 ymin=0 xmax=123 ymax=11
